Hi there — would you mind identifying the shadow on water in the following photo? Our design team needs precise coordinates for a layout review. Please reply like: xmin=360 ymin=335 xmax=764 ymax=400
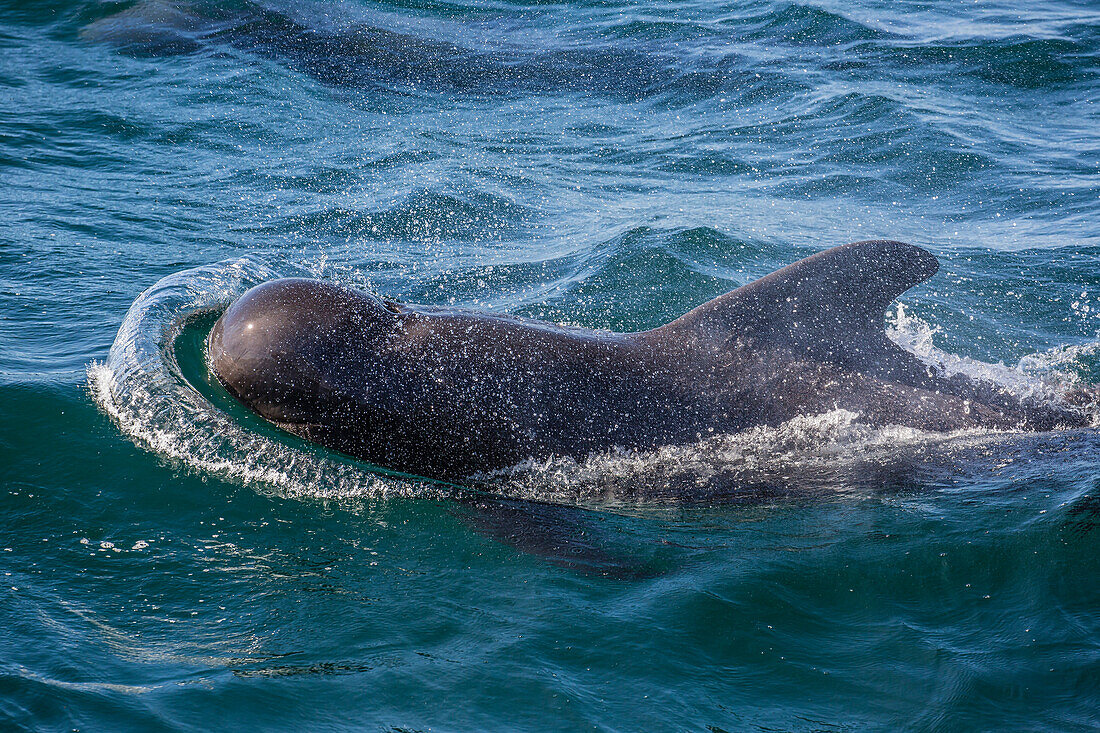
xmin=450 ymin=498 xmax=673 ymax=580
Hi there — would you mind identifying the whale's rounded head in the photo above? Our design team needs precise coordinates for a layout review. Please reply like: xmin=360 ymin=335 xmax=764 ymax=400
xmin=208 ymin=278 xmax=397 ymax=424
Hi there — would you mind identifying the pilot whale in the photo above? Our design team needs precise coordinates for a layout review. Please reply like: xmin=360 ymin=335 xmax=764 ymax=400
xmin=208 ymin=240 xmax=1088 ymax=481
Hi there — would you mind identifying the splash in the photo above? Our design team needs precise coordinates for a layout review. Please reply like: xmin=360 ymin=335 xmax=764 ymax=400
xmin=475 ymin=409 xmax=1008 ymax=506
xmin=886 ymin=303 xmax=1100 ymax=422
xmin=88 ymin=258 xmax=430 ymax=503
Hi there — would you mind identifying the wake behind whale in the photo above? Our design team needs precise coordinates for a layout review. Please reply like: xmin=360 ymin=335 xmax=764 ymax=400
xmin=206 ymin=241 xmax=1094 ymax=485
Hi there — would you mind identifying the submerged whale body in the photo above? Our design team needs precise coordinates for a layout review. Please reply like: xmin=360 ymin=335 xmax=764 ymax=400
xmin=208 ymin=241 xmax=1087 ymax=481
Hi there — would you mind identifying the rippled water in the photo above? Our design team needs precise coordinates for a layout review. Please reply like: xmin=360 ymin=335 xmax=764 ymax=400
xmin=2 ymin=0 xmax=1099 ymax=730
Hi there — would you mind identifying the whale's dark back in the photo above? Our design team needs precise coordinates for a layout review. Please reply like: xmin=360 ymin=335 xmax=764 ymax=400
xmin=209 ymin=277 xmax=691 ymax=476
xmin=208 ymin=242 xmax=1086 ymax=480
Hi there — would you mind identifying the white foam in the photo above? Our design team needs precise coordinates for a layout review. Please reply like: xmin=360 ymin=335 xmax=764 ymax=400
xmin=475 ymin=409 xmax=1007 ymax=505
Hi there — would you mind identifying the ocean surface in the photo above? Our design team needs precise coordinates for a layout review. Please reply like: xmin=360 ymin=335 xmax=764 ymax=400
xmin=3 ymin=0 xmax=1099 ymax=730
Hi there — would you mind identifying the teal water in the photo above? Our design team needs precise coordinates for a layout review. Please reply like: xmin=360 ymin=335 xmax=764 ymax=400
xmin=3 ymin=0 xmax=1100 ymax=729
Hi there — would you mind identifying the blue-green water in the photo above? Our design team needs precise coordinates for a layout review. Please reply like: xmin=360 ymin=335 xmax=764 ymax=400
xmin=3 ymin=0 xmax=1100 ymax=729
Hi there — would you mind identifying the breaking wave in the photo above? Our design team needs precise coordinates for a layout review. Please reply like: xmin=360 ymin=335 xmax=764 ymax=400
xmin=90 ymin=259 xmax=1099 ymax=506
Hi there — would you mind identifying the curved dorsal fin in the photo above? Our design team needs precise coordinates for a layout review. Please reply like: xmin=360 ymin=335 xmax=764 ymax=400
xmin=655 ymin=240 xmax=939 ymax=368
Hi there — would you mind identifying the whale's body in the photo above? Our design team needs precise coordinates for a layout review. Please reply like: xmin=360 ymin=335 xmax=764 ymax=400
xmin=208 ymin=241 xmax=1085 ymax=480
